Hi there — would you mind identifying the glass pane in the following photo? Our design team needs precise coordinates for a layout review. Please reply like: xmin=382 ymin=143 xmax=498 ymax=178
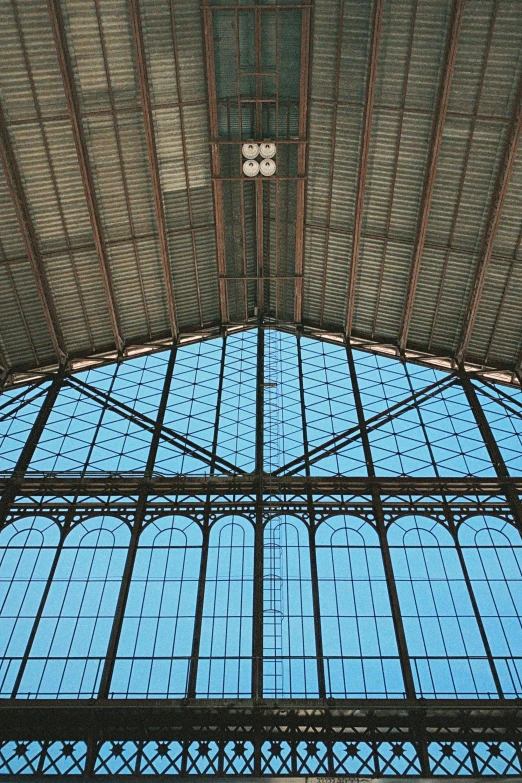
xmin=0 ymin=384 xmax=49 ymax=472
xmin=300 ymin=339 xmax=366 ymax=476
xmin=317 ymin=515 xmax=404 ymax=698
xmin=197 ymin=516 xmax=254 ymax=697
xmin=264 ymin=516 xmax=317 ymax=697
xmin=0 ymin=517 xmax=59 ymax=697
xmin=111 ymin=516 xmax=202 ymax=698
xmin=388 ymin=515 xmax=498 ymax=698
xmin=459 ymin=515 xmax=522 ymax=697
xmin=18 ymin=516 xmax=129 ymax=698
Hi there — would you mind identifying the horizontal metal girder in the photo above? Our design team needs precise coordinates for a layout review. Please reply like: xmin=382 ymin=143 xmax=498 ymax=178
xmin=2 ymin=474 xmax=522 ymax=497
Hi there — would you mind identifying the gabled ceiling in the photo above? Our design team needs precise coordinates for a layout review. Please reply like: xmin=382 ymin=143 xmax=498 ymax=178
xmin=0 ymin=0 xmax=521 ymax=388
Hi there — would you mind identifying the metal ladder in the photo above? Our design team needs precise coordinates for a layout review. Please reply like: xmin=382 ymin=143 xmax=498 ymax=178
xmin=263 ymin=327 xmax=284 ymax=697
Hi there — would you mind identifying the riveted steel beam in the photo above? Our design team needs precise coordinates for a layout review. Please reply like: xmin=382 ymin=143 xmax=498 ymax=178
xmin=428 ymin=1 xmax=498 ymax=354
xmin=3 ymin=474 xmax=519 ymax=502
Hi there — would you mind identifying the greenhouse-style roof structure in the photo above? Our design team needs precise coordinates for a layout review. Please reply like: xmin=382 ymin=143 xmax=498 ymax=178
xmin=1 ymin=1 xmax=522 ymax=780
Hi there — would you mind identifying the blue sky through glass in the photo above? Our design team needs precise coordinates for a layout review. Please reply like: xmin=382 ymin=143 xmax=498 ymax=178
xmin=3 ymin=329 xmax=504 ymax=478
xmin=1 ymin=329 xmax=521 ymax=703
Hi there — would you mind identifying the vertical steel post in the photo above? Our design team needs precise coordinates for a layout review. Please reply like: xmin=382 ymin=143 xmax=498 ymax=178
xmin=98 ymin=346 xmax=177 ymax=698
xmin=187 ymin=335 xmax=227 ymax=698
xmin=0 ymin=368 xmax=64 ymax=529
xmin=252 ymin=322 xmax=265 ymax=701
xmin=11 ymin=364 xmax=125 ymax=698
xmin=461 ymin=373 xmax=522 ymax=531
xmin=297 ymin=335 xmax=326 ymax=697
xmin=345 ymin=344 xmax=416 ymax=700
xmin=10 ymin=516 xmax=71 ymax=697
xmin=403 ymin=365 xmax=504 ymax=700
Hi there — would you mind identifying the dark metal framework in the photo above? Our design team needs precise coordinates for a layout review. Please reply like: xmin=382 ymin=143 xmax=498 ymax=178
xmin=1 ymin=0 xmax=522 ymax=778
xmin=1 ymin=327 xmax=522 ymax=777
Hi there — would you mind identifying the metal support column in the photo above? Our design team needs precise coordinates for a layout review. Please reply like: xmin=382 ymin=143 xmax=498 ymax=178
xmin=253 ymin=322 xmax=265 ymax=701
xmin=461 ymin=373 xmax=522 ymax=532
xmin=401 ymin=365 xmax=504 ymax=701
xmin=10 ymin=516 xmax=71 ymax=697
xmin=297 ymin=335 xmax=326 ymax=697
xmin=346 ymin=344 xmax=416 ymax=700
xmin=98 ymin=346 xmax=177 ymax=698
xmin=187 ymin=335 xmax=227 ymax=698
xmin=0 ymin=369 xmax=64 ymax=529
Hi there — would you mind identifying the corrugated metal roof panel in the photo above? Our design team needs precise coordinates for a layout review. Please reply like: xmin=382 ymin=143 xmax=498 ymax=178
xmin=1 ymin=0 xmax=522 ymax=382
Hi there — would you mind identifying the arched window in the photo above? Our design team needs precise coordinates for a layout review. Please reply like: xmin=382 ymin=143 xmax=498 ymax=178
xmin=316 ymin=515 xmax=403 ymax=698
xmin=111 ymin=515 xmax=202 ymax=698
xmin=196 ymin=516 xmax=254 ymax=698
xmin=263 ymin=516 xmax=317 ymax=697
xmin=17 ymin=516 xmax=130 ymax=698
xmin=388 ymin=516 xmax=498 ymax=698
xmin=0 ymin=517 xmax=60 ymax=697
xmin=459 ymin=515 xmax=522 ymax=697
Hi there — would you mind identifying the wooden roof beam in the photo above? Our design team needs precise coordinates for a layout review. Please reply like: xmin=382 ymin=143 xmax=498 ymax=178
xmin=47 ymin=0 xmax=125 ymax=354
xmin=129 ymin=0 xmax=179 ymax=340
xmin=0 ymin=102 xmax=67 ymax=365
xmin=345 ymin=0 xmax=384 ymax=337
xmin=457 ymin=72 xmax=522 ymax=365
xmin=398 ymin=0 xmax=465 ymax=352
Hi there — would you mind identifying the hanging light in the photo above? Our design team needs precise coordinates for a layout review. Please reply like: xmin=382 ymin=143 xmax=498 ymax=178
xmin=259 ymin=142 xmax=276 ymax=159
xmin=243 ymin=159 xmax=260 ymax=177
xmin=242 ymin=142 xmax=259 ymax=159
xmin=260 ymin=158 xmax=276 ymax=176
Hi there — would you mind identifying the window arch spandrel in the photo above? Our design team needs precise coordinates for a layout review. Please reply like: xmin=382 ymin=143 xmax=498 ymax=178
xmin=111 ymin=515 xmax=202 ymax=698
xmin=0 ymin=517 xmax=60 ymax=697
xmin=316 ymin=516 xmax=404 ymax=698
xmin=388 ymin=516 xmax=498 ymax=699
xmin=459 ymin=515 xmax=522 ymax=697
xmin=17 ymin=516 xmax=130 ymax=699
xmin=196 ymin=515 xmax=254 ymax=698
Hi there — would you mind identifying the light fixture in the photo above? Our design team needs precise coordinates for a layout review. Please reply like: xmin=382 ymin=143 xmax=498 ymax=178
xmin=242 ymin=141 xmax=276 ymax=176
xmin=259 ymin=142 xmax=276 ymax=159
xmin=243 ymin=159 xmax=260 ymax=177
xmin=260 ymin=158 xmax=276 ymax=176
xmin=242 ymin=142 xmax=259 ymax=159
